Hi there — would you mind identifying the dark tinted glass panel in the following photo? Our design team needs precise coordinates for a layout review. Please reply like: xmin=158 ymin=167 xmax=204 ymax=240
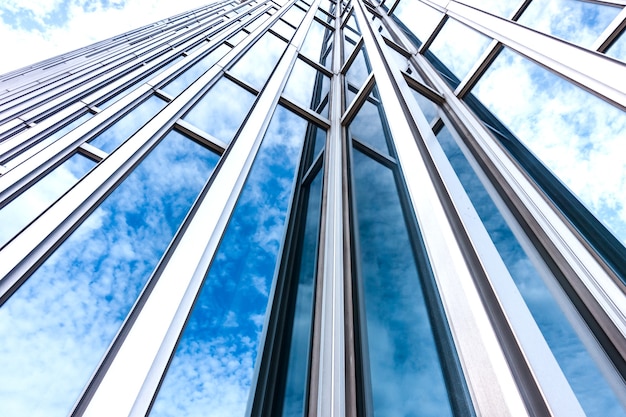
xmin=0 ymin=130 xmax=219 ymax=417
xmin=89 ymin=95 xmax=167 ymax=152
xmin=283 ymin=58 xmax=331 ymax=117
xmin=0 ymin=153 xmax=96 ymax=247
xmin=182 ymin=77 xmax=256 ymax=144
xmin=517 ymin=0 xmax=620 ymax=48
xmin=435 ymin=125 xmax=626 ymax=416
xmin=162 ymin=44 xmax=231 ymax=97
xmin=351 ymin=148 xmax=453 ymax=417
xmin=280 ymin=169 xmax=323 ymax=417
xmin=230 ymin=32 xmax=287 ymax=90
xmin=349 ymin=98 xmax=389 ymax=156
xmin=150 ymin=106 xmax=309 ymax=417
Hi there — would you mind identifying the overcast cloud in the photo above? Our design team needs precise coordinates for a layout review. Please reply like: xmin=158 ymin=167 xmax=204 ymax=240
xmin=0 ymin=0 xmax=216 ymax=75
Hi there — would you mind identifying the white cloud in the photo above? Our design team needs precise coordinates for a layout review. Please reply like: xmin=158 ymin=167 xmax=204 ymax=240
xmin=0 ymin=0 xmax=216 ymax=74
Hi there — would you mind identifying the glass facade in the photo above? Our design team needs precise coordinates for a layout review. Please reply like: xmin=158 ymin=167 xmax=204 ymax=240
xmin=1 ymin=0 xmax=626 ymax=416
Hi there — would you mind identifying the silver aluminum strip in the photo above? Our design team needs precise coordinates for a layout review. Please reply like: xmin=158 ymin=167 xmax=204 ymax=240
xmin=351 ymin=1 xmax=531 ymax=415
xmin=593 ymin=7 xmax=626 ymax=52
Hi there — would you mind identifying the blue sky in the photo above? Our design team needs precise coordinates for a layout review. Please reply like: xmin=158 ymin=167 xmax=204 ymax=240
xmin=0 ymin=0 xmax=215 ymax=74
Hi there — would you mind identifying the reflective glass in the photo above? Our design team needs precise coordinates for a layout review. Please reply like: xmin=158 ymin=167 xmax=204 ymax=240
xmin=345 ymin=46 xmax=370 ymax=105
xmin=283 ymin=58 xmax=331 ymax=117
xmin=280 ymin=169 xmax=323 ymax=417
xmin=517 ymin=0 xmax=620 ymax=48
xmin=392 ymin=0 xmax=442 ymax=47
xmin=282 ymin=4 xmax=307 ymax=27
xmin=345 ymin=13 xmax=360 ymax=34
xmin=227 ymin=30 xmax=249 ymax=45
xmin=607 ymin=29 xmax=626 ymax=62
xmin=471 ymin=47 xmax=626 ymax=247
xmin=349 ymin=97 xmax=389 ymax=156
xmin=301 ymin=20 xmax=333 ymax=68
xmin=343 ymin=32 xmax=360 ymax=63
xmin=435 ymin=125 xmax=626 ymax=417
xmin=230 ymin=32 xmax=287 ymax=91
xmin=427 ymin=19 xmax=491 ymax=85
xmin=182 ymin=77 xmax=256 ymax=144
xmin=0 ymin=153 xmax=96 ymax=247
xmin=458 ymin=0 xmax=518 ymax=17
xmin=315 ymin=8 xmax=333 ymax=24
xmin=272 ymin=19 xmax=297 ymax=40
xmin=3 ymin=113 xmax=92 ymax=166
xmin=351 ymin=148 xmax=453 ymax=417
xmin=150 ymin=106 xmax=309 ymax=417
xmin=0 ymin=130 xmax=219 ymax=417
xmin=89 ymin=95 xmax=167 ymax=152
xmin=319 ymin=0 xmax=332 ymax=13
xmin=162 ymin=45 xmax=230 ymax=98
xmin=245 ymin=12 xmax=270 ymax=32
xmin=409 ymin=88 xmax=438 ymax=124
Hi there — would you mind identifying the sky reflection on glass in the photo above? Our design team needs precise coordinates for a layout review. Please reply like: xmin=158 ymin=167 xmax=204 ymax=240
xmin=272 ymin=18 xmax=297 ymax=40
xmin=283 ymin=58 xmax=330 ymax=117
xmin=182 ymin=77 xmax=256 ymax=144
xmin=435 ymin=125 xmax=626 ymax=416
xmin=0 ymin=130 xmax=219 ymax=417
xmin=89 ymin=95 xmax=167 ymax=152
xmin=0 ymin=153 xmax=96 ymax=247
xmin=517 ymin=0 xmax=620 ymax=48
xmin=392 ymin=0 xmax=442 ymax=46
xmin=349 ymin=96 xmax=389 ymax=156
xmin=280 ymin=169 xmax=323 ymax=417
xmin=472 ymin=47 xmax=626 ymax=247
xmin=162 ymin=44 xmax=230 ymax=97
xmin=351 ymin=148 xmax=453 ymax=417
xmin=458 ymin=0 xmax=519 ymax=17
xmin=345 ymin=46 xmax=370 ymax=105
xmin=229 ymin=31 xmax=287 ymax=91
xmin=300 ymin=20 xmax=333 ymax=68
xmin=428 ymin=18 xmax=491 ymax=82
xmin=150 ymin=106 xmax=309 ymax=417
xmin=409 ymin=88 xmax=438 ymax=124
xmin=281 ymin=4 xmax=307 ymax=27
xmin=606 ymin=30 xmax=626 ymax=62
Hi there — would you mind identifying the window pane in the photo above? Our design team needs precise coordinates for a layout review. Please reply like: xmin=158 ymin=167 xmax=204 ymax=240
xmin=0 ymin=153 xmax=96 ymax=247
xmin=280 ymin=169 xmax=323 ymax=417
xmin=272 ymin=19 xmax=297 ymax=40
xmin=229 ymin=32 xmax=287 ymax=90
xmin=0 ymin=130 xmax=220 ymax=417
xmin=470 ymin=47 xmax=626 ymax=248
xmin=458 ymin=0 xmax=519 ymax=17
xmin=351 ymin=148 xmax=454 ymax=417
xmin=427 ymin=19 xmax=491 ymax=86
xmin=150 ymin=106 xmax=309 ymax=417
xmin=182 ymin=77 xmax=256 ymax=144
xmin=435 ymin=125 xmax=626 ymax=416
xmin=162 ymin=44 xmax=231 ymax=97
xmin=392 ymin=0 xmax=442 ymax=47
xmin=517 ymin=0 xmax=620 ymax=48
xmin=606 ymin=29 xmax=626 ymax=62
xmin=349 ymin=97 xmax=389 ymax=156
xmin=282 ymin=4 xmax=307 ymax=27
xmin=301 ymin=20 xmax=333 ymax=68
xmin=283 ymin=58 xmax=331 ymax=117
xmin=89 ymin=95 xmax=167 ymax=152
xmin=409 ymin=87 xmax=438 ymax=124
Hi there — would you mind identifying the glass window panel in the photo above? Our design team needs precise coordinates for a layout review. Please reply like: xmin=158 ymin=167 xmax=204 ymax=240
xmin=182 ymin=77 xmax=256 ymax=145
xmin=227 ymin=30 xmax=249 ymax=45
xmin=272 ymin=19 xmax=297 ymax=40
xmin=343 ymin=32 xmax=360 ymax=63
xmin=470 ymin=47 xmax=626 ymax=247
xmin=517 ymin=0 xmax=620 ymax=48
xmin=0 ymin=153 xmax=96 ymax=247
xmin=230 ymin=32 xmax=287 ymax=91
xmin=457 ymin=0 xmax=518 ymax=17
xmin=312 ymin=123 xmax=326 ymax=159
xmin=435 ymin=125 xmax=626 ymax=417
xmin=427 ymin=19 xmax=492 ymax=86
xmin=345 ymin=46 xmax=370 ymax=105
xmin=162 ymin=44 xmax=231 ymax=97
xmin=392 ymin=0 xmax=442 ymax=47
xmin=0 ymin=130 xmax=219 ymax=417
xmin=282 ymin=4 xmax=307 ymax=27
xmin=3 ymin=113 xmax=93 ymax=166
xmin=280 ymin=168 xmax=323 ymax=417
xmin=349 ymin=97 xmax=389 ymax=156
xmin=283 ymin=58 xmax=331 ymax=117
xmin=351 ymin=148 xmax=454 ymax=417
xmin=89 ymin=95 xmax=167 ymax=152
xmin=345 ymin=13 xmax=360 ymax=34
xmin=319 ymin=0 xmax=332 ymax=13
xmin=315 ymin=8 xmax=333 ymax=24
xmin=606 ymin=29 xmax=626 ymax=62
xmin=409 ymin=87 xmax=438 ymax=124
xmin=301 ymin=20 xmax=334 ymax=68
xmin=150 ymin=106 xmax=309 ymax=417
xmin=245 ymin=12 xmax=270 ymax=32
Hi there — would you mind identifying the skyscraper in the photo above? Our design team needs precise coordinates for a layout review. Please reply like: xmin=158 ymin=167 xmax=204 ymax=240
xmin=1 ymin=0 xmax=626 ymax=415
